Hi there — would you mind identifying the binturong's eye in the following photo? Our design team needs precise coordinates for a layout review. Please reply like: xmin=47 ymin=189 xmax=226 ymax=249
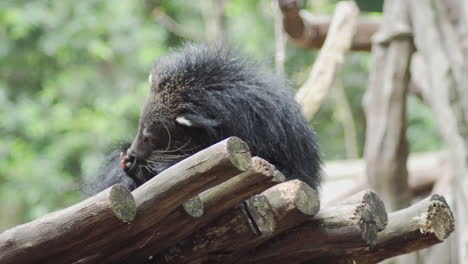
xmin=142 ymin=127 xmax=153 ymax=143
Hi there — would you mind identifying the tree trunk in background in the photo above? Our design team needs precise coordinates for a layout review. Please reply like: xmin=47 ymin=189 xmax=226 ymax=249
xmin=364 ymin=0 xmax=412 ymax=214
xmin=333 ymin=80 xmax=359 ymax=159
xmin=273 ymin=0 xmax=286 ymax=75
xmin=203 ymin=0 xmax=227 ymax=43
xmin=409 ymin=0 xmax=468 ymax=263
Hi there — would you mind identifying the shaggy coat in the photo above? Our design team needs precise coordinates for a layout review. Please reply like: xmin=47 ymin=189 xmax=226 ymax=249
xmin=86 ymin=44 xmax=321 ymax=196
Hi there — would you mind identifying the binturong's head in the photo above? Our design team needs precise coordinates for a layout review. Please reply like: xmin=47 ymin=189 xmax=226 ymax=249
xmin=120 ymin=44 xmax=230 ymax=185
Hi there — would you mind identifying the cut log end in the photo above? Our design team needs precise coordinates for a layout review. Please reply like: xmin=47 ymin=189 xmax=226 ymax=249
xmin=359 ymin=190 xmax=388 ymax=231
xmin=263 ymin=180 xmax=320 ymax=218
xmin=422 ymin=195 xmax=455 ymax=241
xmin=182 ymin=196 xmax=204 ymax=218
xmin=244 ymin=195 xmax=276 ymax=236
xmin=292 ymin=181 xmax=320 ymax=216
xmin=226 ymin=137 xmax=252 ymax=171
xmin=353 ymin=190 xmax=388 ymax=246
xmin=273 ymin=170 xmax=286 ymax=183
xmin=108 ymin=184 xmax=136 ymax=223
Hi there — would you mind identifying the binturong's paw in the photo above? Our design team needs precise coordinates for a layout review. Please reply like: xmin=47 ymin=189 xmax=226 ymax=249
xmin=119 ymin=152 xmax=135 ymax=172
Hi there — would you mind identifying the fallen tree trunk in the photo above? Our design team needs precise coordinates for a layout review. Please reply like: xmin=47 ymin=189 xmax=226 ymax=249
xmin=0 ymin=137 xmax=252 ymax=264
xmin=278 ymin=0 xmax=378 ymax=51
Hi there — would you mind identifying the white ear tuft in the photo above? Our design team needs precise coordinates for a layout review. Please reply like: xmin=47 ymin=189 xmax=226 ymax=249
xmin=176 ymin=116 xmax=193 ymax=127
xmin=148 ymin=73 xmax=152 ymax=84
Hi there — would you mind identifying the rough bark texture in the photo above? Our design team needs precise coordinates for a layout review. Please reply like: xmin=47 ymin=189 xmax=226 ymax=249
xmin=0 ymin=137 xmax=252 ymax=264
xmin=409 ymin=0 xmax=468 ymax=262
xmin=157 ymin=180 xmax=320 ymax=264
xmin=312 ymin=195 xmax=455 ymax=264
xmin=273 ymin=0 xmax=286 ymax=74
xmin=294 ymin=0 xmax=359 ymax=121
xmin=108 ymin=157 xmax=283 ymax=263
xmin=364 ymin=0 xmax=412 ymax=212
xmin=0 ymin=184 xmax=136 ymax=264
xmin=322 ymin=152 xmax=448 ymax=203
xmin=246 ymin=190 xmax=387 ymax=264
xmin=279 ymin=0 xmax=378 ymax=51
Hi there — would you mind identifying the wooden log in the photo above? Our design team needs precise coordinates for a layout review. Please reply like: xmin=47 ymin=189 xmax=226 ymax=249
xmin=0 ymin=137 xmax=251 ymax=264
xmin=245 ymin=189 xmax=387 ymax=264
xmin=157 ymin=180 xmax=320 ymax=263
xmin=322 ymin=152 xmax=448 ymax=203
xmin=278 ymin=0 xmax=378 ymax=51
xmin=364 ymin=0 xmax=413 ymax=212
xmin=0 ymin=185 xmax=136 ymax=264
xmin=181 ymin=195 xmax=204 ymax=218
xmin=294 ymin=0 xmax=359 ymax=121
xmin=311 ymin=194 xmax=455 ymax=264
xmin=110 ymin=157 xmax=285 ymax=263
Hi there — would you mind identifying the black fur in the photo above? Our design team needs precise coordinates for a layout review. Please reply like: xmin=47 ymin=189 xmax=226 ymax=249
xmin=85 ymin=44 xmax=321 ymax=196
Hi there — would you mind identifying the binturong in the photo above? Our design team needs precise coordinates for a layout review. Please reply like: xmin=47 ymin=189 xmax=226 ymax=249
xmin=85 ymin=43 xmax=321 ymax=196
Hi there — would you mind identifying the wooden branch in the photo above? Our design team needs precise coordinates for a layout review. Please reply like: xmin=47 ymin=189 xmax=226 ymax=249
xmin=0 ymin=185 xmax=135 ymax=264
xmin=312 ymin=194 xmax=455 ymax=264
xmin=0 ymin=137 xmax=252 ymax=264
xmin=246 ymin=189 xmax=387 ymax=264
xmin=322 ymin=152 xmax=448 ymax=203
xmin=332 ymin=80 xmax=359 ymax=158
xmin=152 ymin=9 xmax=203 ymax=41
xmin=294 ymin=1 xmax=359 ymax=121
xmin=278 ymin=0 xmax=378 ymax=51
xmin=409 ymin=52 xmax=431 ymax=104
xmin=273 ymin=0 xmax=286 ymax=74
xmin=157 ymin=180 xmax=320 ymax=263
xmin=364 ymin=0 xmax=412 ymax=211
xmin=110 ymin=157 xmax=285 ymax=263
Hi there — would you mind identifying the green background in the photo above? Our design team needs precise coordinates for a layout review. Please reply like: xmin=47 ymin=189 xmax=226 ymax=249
xmin=0 ymin=0 xmax=441 ymax=230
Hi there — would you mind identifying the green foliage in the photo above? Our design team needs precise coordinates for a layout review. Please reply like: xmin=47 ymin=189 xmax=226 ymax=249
xmin=0 ymin=0 xmax=441 ymax=229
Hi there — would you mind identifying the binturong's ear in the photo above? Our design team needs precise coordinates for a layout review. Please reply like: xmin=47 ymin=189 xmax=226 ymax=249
xmin=176 ymin=114 xmax=221 ymax=130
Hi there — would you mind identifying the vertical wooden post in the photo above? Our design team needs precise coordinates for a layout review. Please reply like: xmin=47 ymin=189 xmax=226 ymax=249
xmin=409 ymin=0 xmax=468 ymax=262
xmin=364 ymin=0 xmax=412 ymax=212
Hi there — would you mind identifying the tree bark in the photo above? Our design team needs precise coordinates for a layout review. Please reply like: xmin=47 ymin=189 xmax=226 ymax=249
xmin=0 ymin=185 xmax=135 ymax=264
xmin=364 ymin=0 xmax=412 ymax=212
xmin=278 ymin=0 xmax=377 ymax=51
xmin=273 ymin=0 xmax=286 ymax=74
xmin=157 ymin=180 xmax=320 ymax=263
xmin=107 ymin=157 xmax=284 ymax=263
xmin=294 ymin=0 xmax=359 ymax=121
xmin=246 ymin=189 xmax=387 ymax=264
xmin=409 ymin=0 xmax=468 ymax=261
xmin=322 ymin=152 xmax=448 ymax=203
xmin=311 ymin=195 xmax=455 ymax=264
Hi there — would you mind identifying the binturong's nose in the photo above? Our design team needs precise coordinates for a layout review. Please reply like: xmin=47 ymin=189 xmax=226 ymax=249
xmin=119 ymin=151 xmax=135 ymax=171
xmin=127 ymin=138 xmax=154 ymax=160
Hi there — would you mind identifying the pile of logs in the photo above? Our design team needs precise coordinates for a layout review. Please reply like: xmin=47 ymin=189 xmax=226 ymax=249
xmin=0 ymin=137 xmax=455 ymax=264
